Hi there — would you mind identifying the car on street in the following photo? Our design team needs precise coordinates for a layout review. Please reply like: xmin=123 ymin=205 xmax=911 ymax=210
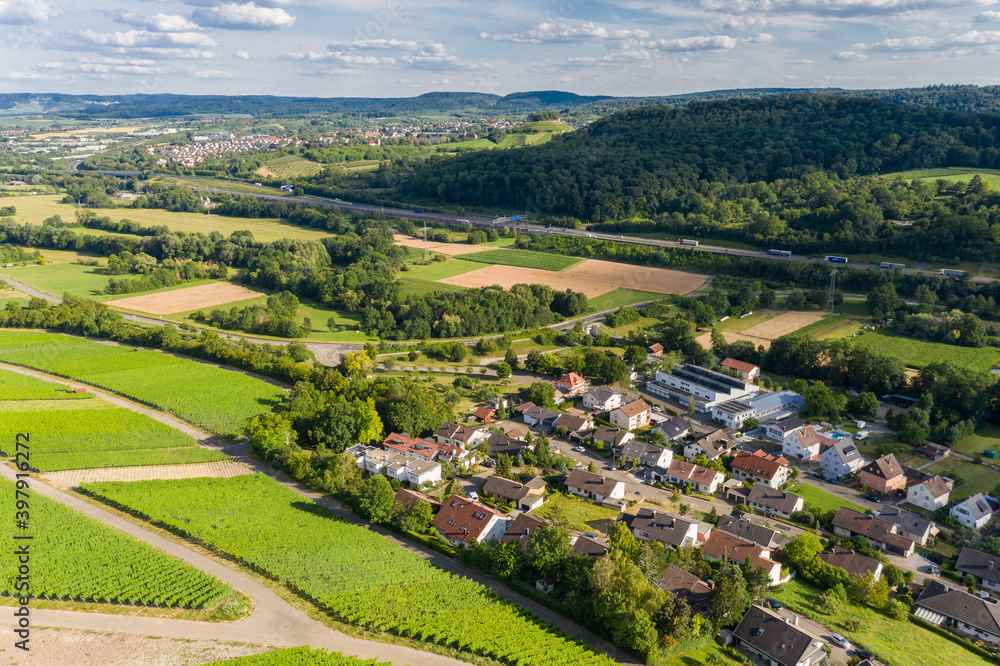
xmin=765 ymin=598 xmax=783 ymax=611
xmin=867 ymin=495 xmax=881 ymax=503
xmin=928 ymin=565 xmax=941 ymax=574
xmin=854 ymin=649 xmax=875 ymax=660
xmin=608 ymin=465 xmax=616 ymax=471
xmin=830 ymin=634 xmax=850 ymax=649
xmin=652 ymin=405 xmax=663 ymax=413
xmin=573 ymin=446 xmax=586 ymax=452
xmin=634 ymin=490 xmax=642 ymax=495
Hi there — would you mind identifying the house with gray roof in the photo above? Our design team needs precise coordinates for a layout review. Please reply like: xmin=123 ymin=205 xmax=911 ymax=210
xmin=628 ymin=508 xmax=699 ymax=548
xmin=877 ymin=506 xmax=935 ymax=546
xmin=831 ymin=507 xmax=915 ymax=557
xmin=764 ymin=416 xmax=805 ymax=445
xmin=616 ymin=440 xmax=673 ymax=468
xmin=652 ymin=415 xmax=690 ymax=442
xmin=717 ymin=514 xmax=782 ymax=549
xmin=820 ymin=439 xmax=866 ymax=480
xmin=733 ymin=605 xmax=827 ymax=666
xmin=481 ymin=475 xmax=546 ymax=511
xmin=683 ymin=428 xmax=738 ymax=461
xmin=915 ymin=580 xmax=1000 ymax=645
xmin=817 ymin=546 xmax=883 ymax=580
xmin=582 ymin=385 xmax=624 ymax=412
xmin=957 ymin=547 xmax=1000 ymax=592
xmin=907 ymin=475 xmax=952 ymax=511
xmin=521 ymin=405 xmax=563 ymax=431
xmin=951 ymin=493 xmax=993 ymax=530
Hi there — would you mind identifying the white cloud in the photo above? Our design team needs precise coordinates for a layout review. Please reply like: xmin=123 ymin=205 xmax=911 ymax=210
xmin=77 ymin=29 xmax=217 ymax=48
xmin=792 ymin=58 xmax=816 ymax=63
xmin=832 ymin=50 xmax=868 ymax=59
xmin=190 ymin=69 xmax=235 ymax=78
xmin=744 ymin=32 xmax=775 ymax=43
xmin=39 ymin=56 xmax=167 ymax=75
xmin=634 ymin=35 xmax=740 ymax=51
xmin=192 ymin=2 xmax=295 ymax=30
xmin=702 ymin=0 xmax=994 ymax=18
xmin=233 ymin=50 xmax=250 ymax=59
xmin=854 ymin=29 xmax=1000 ymax=52
xmin=325 ymin=38 xmax=423 ymax=50
xmin=0 ymin=0 xmax=57 ymax=25
xmin=567 ymin=50 xmax=659 ymax=64
xmin=480 ymin=22 xmax=650 ymax=44
xmin=974 ymin=9 xmax=1000 ymax=20
xmin=115 ymin=12 xmax=200 ymax=32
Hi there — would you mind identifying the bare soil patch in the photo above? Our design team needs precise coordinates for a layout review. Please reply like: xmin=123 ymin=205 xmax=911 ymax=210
xmin=0 ymin=625 xmax=267 ymax=665
xmin=742 ymin=311 xmax=826 ymax=339
xmin=45 ymin=460 xmax=254 ymax=488
xmin=254 ymin=166 xmax=278 ymax=178
xmin=393 ymin=233 xmax=513 ymax=256
xmin=437 ymin=259 xmax=708 ymax=298
xmin=108 ymin=283 xmax=260 ymax=315
xmin=696 ymin=330 xmax=771 ymax=351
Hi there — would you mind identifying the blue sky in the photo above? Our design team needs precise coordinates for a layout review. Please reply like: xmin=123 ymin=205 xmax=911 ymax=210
xmin=0 ymin=0 xmax=997 ymax=97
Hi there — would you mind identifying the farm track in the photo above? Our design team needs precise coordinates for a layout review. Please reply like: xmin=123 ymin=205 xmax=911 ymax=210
xmin=1 ymin=364 xmax=636 ymax=665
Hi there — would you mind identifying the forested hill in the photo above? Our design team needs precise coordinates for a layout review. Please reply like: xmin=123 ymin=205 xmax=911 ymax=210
xmin=397 ymin=94 xmax=1000 ymax=221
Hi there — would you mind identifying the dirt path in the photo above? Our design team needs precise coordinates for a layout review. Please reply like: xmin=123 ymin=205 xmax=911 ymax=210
xmin=44 ymin=460 xmax=254 ymax=487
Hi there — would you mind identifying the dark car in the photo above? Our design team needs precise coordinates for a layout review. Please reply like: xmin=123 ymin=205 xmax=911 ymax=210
xmin=765 ymin=598 xmax=783 ymax=610
xmin=855 ymin=649 xmax=875 ymax=660
xmin=867 ymin=495 xmax=881 ymax=503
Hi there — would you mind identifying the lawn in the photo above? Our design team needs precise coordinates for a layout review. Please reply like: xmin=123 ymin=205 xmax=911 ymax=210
xmin=1 ymin=262 xmax=115 ymax=299
xmin=952 ymin=424 xmax=1000 ymax=457
xmin=716 ymin=309 xmax=778 ymax=333
xmin=853 ymin=330 xmax=1000 ymax=372
xmin=769 ymin=579 xmax=988 ymax=666
xmin=399 ymin=258 xmax=481 ymax=281
xmin=786 ymin=482 xmax=864 ymax=514
xmin=6 ymin=194 xmax=334 ymax=242
xmin=461 ymin=249 xmax=582 ymax=272
xmin=589 ymin=288 xmax=663 ymax=311
xmin=530 ymin=493 xmax=622 ymax=535
xmin=951 ymin=469 xmax=1000 ymax=502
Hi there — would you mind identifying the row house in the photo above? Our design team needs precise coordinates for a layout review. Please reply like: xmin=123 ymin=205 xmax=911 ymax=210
xmin=360 ymin=449 xmax=442 ymax=487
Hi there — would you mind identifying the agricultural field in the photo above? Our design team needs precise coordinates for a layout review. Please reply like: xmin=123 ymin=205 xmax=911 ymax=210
xmin=588 ymin=288 xmax=663 ymax=310
xmin=787 ymin=314 xmax=864 ymax=340
xmin=256 ymin=155 xmax=324 ymax=179
xmin=207 ymin=647 xmax=391 ymax=665
xmin=393 ymin=233 xmax=514 ymax=256
xmin=853 ymin=330 xmax=1000 ymax=372
xmin=4 ymin=194 xmax=334 ymax=242
xmin=109 ymin=282 xmax=261 ymax=315
xmin=786 ymin=483 xmax=864 ymax=514
xmin=0 ymin=478 xmax=232 ymax=609
xmin=0 ymin=399 xmax=226 ymax=471
xmin=887 ymin=166 xmax=1000 ymax=190
xmin=0 ymin=368 xmax=92 ymax=400
xmin=0 ymin=331 xmax=286 ymax=437
xmin=1 ymin=262 xmax=116 ymax=299
xmin=461 ymin=248 xmax=582 ymax=271
xmin=85 ymin=475 xmax=616 ymax=666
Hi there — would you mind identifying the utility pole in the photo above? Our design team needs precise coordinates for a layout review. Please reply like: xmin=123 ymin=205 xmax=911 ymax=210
xmin=829 ymin=269 xmax=837 ymax=314
xmin=422 ymin=218 xmax=428 ymax=264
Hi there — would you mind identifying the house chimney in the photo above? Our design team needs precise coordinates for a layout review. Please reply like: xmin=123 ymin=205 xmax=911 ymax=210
xmin=600 ymin=476 xmax=605 ymax=482
xmin=707 ymin=579 xmax=715 ymax=590
xmin=990 ymin=561 xmax=995 ymax=570
xmin=782 ymin=616 xmax=789 ymax=623
xmin=793 ymin=615 xmax=799 ymax=626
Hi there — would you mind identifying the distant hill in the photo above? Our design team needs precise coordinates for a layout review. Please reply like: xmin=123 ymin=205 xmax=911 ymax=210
xmin=398 ymin=93 xmax=1000 ymax=220
xmin=5 ymin=84 xmax=1000 ymax=120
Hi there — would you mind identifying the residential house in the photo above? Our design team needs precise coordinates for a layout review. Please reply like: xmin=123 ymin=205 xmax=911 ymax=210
xmin=711 ymin=399 xmax=757 ymax=429
xmin=487 ymin=433 xmax=529 ymax=459
xmin=557 ymin=413 xmax=594 ymax=437
xmin=361 ymin=449 xmax=442 ymax=487
xmin=629 ymin=508 xmax=699 ymax=548
xmin=721 ymin=357 xmax=760 ymax=380
xmin=646 ymin=363 xmax=757 ymax=414
xmin=878 ymin=506 xmax=935 ymax=546
xmin=616 ymin=440 xmax=673 ymax=468
xmin=481 ymin=475 xmax=547 ymax=511
xmin=919 ymin=442 xmax=951 ymax=460
xmin=610 ymin=399 xmax=652 ymax=431
xmin=522 ymin=405 xmax=562 ymax=431
xmin=657 ymin=565 xmax=714 ymax=617
xmin=590 ymin=425 xmax=634 ymax=451
xmin=648 ymin=342 xmax=664 ymax=357
xmin=684 ymin=428 xmax=738 ymax=461
xmin=817 ymin=546 xmax=884 ymax=580
xmin=733 ymin=605 xmax=828 ymax=666
xmin=582 ymin=385 xmax=624 ymax=412
xmin=432 ymin=495 xmax=509 ymax=547
xmin=734 ymin=484 xmax=805 ymax=519
xmin=860 ymin=454 xmax=907 ymax=494
xmin=555 ymin=372 xmax=589 ymax=397
xmin=501 ymin=513 xmax=547 ymax=552
xmin=346 ymin=443 xmax=377 ymax=465
xmin=744 ymin=390 xmax=805 ymax=423
xmin=951 ymin=493 xmax=993 ymax=529
xmin=435 ymin=422 xmax=488 ymax=450
xmin=565 ymin=469 xmax=625 ymax=503
xmin=471 ymin=406 xmax=495 ymax=423
xmin=956 ymin=547 xmax=1000 ymax=592
xmin=571 ymin=533 xmax=609 ymax=557
xmin=764 ymin=417 xmax=805 ymax=445
xmin=381 ymin=433 xmax=441 ymax=461
xmin=702 ymin=532 xmax=784 ymax=585
xmin=662 ymin=458 xmax=725 ymax=494
xmin=716 ymin=514 xmax=782 ymax=549
xmin=820 ymin=439 xmax=866 ymax=479
xmin=513 ymin=402 xmax=535 ymax=417
xmin=907 ymin=475 xmax=952 ymax=512
xmin=393 ymin=488 xmax=442 ymax=513
xmin=831 ymin=507 xmax=916 ymax=557
xmin=730 ymin=449 xmax=791 ymax=489
xmin=652 ymin=415 xmax=690 ymax=442
xmin=914 ymin=580 xmax=1000 ymax=645
xmin=782 ymin=425 xmax=824 ymax=462
xmin=496 ymin=421 xmax=530 ymax=440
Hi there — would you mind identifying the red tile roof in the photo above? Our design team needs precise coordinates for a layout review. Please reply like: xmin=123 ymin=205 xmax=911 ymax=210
xmin=382 ymin=432 xmax=441 ymax=460
xmin=731 ymin=449 xmax=790 ymax=481
xmin=722 ymin=358 xmax=759 ymax=374
xmin=432 ymin=495 xmax=507 ymax=544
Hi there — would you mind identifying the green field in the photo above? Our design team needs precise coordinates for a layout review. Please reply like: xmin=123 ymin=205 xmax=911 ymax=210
xmin=853 ymin=330 xmax=1000 ymax=372
xmin=6 ymin=194 xmax=334 ymax=242
xmin=259 ymin=155 xmax=324 ymax=178
xmin=887 ymin=167 xmax=1000 ymax=190
xmin=0 ymin=331 xmax=285 ymax=437
xmin=0 ymin=399 xmax=225 ymax=471
xmin=786 ymin=483 xmax=864 ymax=514
xmin=399 ymin=259 xmax=481 ymax=281
xmin=769 ymin=579 xmax=987 ymax=666
xmin=789 ymin=314 xmax=863 ymax=340
xmin=84 ymin=475 xmax=615 ymax=666
xmin=461 ymin=249 xmax=582 ymax=271
xmin=0 ymin=478 xmax=231 ymax=608
xmin=530 ymin=493 xmax=621 ymax=534
xmin=0 ymin=369 xmax=92 ymax=400
xmin=588 ymin=289 xmax=662 ymax=311
xmin=206 ymin=647 xmax=390 ymax=665
xmin=953 ymin=425 xmax=1000 ymax=457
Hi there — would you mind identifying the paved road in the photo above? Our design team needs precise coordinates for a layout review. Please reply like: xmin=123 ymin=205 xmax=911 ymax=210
xmin=1 ymin=365 xmax=636 ymax=665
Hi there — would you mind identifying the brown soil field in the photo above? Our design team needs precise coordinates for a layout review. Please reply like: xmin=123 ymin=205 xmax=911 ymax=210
xmin=437 ymin=259 xmax=708 ymax=298
xmin=741 ymin=311 xmax=826 ymax=339
xmin=393 ymin=233 xmax=515 ymax=256
xmin=108 ymin=283 xmax=260 ymax=315
xmin=45 ymin=460 xmax=254 ymax=488
xmin=254 ymin=166 xmax=278 ymax=178
xmin=696 ymin=330 xmax=771 ymax=351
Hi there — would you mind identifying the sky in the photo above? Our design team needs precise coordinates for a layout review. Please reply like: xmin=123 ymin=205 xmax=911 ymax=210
xmin=0 ymin=0 xmax=998 ymax=97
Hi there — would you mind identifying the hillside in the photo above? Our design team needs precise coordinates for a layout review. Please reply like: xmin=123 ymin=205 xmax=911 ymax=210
xmin=398 ymin=94 xmax=1000 ymax=221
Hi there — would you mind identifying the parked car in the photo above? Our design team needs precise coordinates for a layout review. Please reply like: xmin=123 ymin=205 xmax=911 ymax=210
xmin=830 ymin=634 xmax=850 ymax=649
xmin=854 ymin=649 xmax=875 ymax=660
xmin=468 ymin=492 xmax=479 ymax=502
xmin=867 ymin=495 xmax=881 ymax=503
xmin=573 ymin=446 xmax=586 ymax=452
xmin=765 ymin=598 xmax=783 ymax=611
xmin=608 ymin=465 xmax=617 ymax=471
xmin=652 ymin=405 xmax=663 ymax=413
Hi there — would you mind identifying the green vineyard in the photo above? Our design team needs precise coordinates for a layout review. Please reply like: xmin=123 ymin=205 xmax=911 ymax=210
xmin=0 ymin=478 xmax=231 ymax=607
xmin=0 ymin=368 xmax=92 ymax=401
xmin=205 ymin=647 xmax=390 ymax=665
xmin=0 ymin=331 xmax=285 ymax=436
xmin=86 ymin=475 xmax=617 ymax=666
xmin=0 ymin=399 xmax=226 ymax=471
